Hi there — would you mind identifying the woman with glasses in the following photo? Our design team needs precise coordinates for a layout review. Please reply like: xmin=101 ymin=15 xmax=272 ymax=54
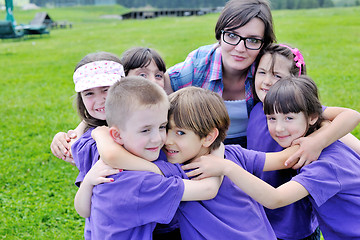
xmin=164 ymin=0 xmax=275 ymax=148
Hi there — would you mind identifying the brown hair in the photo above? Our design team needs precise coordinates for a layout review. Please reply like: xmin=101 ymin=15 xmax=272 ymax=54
xmin=168 ymin=87 xmax=230 ymax=151
xmin=253 ymin=43 xmax=307 ymax=102
xmin=258 ymin=43 xmax=307 ymax=76
xmin=215 ymin=0 xmax=275 ymax=50
xmin=74 ymin=52 xmax=122 ymax=131
xmin=105 ymin=76 xmax=169 ymax=129
xmin=263 ymin=75 xmax=323 ymax=136
xmin=121 ymin=47 xmax=166 ymax=75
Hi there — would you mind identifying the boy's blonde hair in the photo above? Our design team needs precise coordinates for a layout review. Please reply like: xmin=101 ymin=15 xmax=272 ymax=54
xmin=168 ymin=87 xmax=230 ymax=151
xmin=105 ymin=76 xmax=169 ymax=129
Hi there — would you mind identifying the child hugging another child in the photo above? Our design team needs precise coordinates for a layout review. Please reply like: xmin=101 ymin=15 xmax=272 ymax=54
xmin=245 ymin=43 xmax=360 ymax=240
xmin=64 ymin=52 xmax=124 ymax=238
xmin=185 ymin=75 xmax=360 ymax=239
xmin=75 ymin=77 xmax=223 ymax=239
xmin=91 ymin=86 xmax=309 ymax=239
xmin=70 ymin=52 xmax=125 ymax=183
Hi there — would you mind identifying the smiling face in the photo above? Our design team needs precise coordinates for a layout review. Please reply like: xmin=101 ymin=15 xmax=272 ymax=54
xmin=80 ymin=86 xmax=109 ymax=120
xmin=255 ymin=53 xmax=293 ymax=102
xmin=164 ymin=117 xmax=209 ymax=164
xmin=117 ymin=103 xmax=168 ymax=161
xmin=220 ymin=17 xmax=265 ymax=75
xmin=127 ymin=60 xmax=165 ymax=89
xmin=267 ymin=111 xmax=314 ymax=148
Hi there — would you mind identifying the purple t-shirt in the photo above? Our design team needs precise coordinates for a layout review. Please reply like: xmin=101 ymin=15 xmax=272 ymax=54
xmin=247 ymin=102 xmax=318 ymax=239
xmin=72 ymin=128 xmax=99 ymax=187
xmin=71 ymin=128 xmax=97 ymax=239
xmin=90 ymin=165 xmax=184 ymax=240
xmin=157 ymin=145 xmax=277 ymax=240
xmin=292 ymin=141 xmax=360 ymax=239
xmin=72 ymin=128 xmax=184 ymax=240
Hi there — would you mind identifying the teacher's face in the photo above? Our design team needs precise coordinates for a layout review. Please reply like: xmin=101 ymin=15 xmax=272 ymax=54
xmin=220 ymin=17 xmax=265 ymax=74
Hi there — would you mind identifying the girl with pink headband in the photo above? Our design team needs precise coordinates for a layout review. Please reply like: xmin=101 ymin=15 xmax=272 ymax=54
xmin=180 ymin=44 xmax=360 ymax=240
xmin=183 ymin=75 xmax=360 ymax=240
xmin=241 ymin=43 xmax=360 ymax=239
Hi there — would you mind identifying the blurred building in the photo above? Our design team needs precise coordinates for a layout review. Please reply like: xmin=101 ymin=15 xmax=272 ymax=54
xmin=30 ymin=0 xmax=116 ymax=7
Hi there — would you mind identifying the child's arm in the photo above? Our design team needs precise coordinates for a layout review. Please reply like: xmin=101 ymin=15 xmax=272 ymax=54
xmin=182 ymin=151 xmax=309 ymax=209
xmin=50 ymin=121 xmax=87 ymax=164
xmin=92 ymin=126 xmax=162 ymax=174
xmin=286 ymin=106 xmax=360 ymax=168
xmin=182 ymin=176 xmax=223 ymax=201
xmin=74 ymin=159 xmax=120 ymax=218
xmin=339 ymin=133 xmax=360 ymax=155
xmin=183 ymin=145 xmax=299 ymax=180
xmin=92 ymin=126 xmax=222 ymax=201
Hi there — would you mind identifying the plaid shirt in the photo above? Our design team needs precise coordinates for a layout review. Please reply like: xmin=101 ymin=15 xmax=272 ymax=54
xmin=168 ymin=43 xmax=255 ymax=116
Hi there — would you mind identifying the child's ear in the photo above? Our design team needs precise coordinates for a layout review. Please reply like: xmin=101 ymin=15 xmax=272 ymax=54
xmin=308 ymin=114 xmax=319 ymax=126
xmin=109 ymin=127 xmax=124 ymax=145
xmin=202 ymin=128 xmax=219 ymax=148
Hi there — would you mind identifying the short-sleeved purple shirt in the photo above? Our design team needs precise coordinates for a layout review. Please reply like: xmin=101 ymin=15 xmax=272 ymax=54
xmin=72 ymin=128 xmax=184 ymax=240
xmin=90 ymin=165 xmax=184 ymax=240
xmin=292 ymin=141 xmax=360 ymax=240
xmin=157 ymin=145 xmax=277 ymax=240
xmin=72 ymin=128 xmax=98 ymax=187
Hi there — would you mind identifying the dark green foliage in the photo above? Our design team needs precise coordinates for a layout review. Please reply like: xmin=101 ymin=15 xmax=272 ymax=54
xmin=271 ymin=0 xmax=334 ymax=9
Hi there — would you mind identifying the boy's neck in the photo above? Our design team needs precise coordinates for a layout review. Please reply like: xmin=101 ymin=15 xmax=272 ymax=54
xmin=187 ymin=147 xmax=211 ymax=164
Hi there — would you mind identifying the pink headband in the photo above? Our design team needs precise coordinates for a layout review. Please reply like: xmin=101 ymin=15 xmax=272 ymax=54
xmin=73 ymin=60 xmax=125 ymax=92
xmin=279 ymin=44 xmax=305 ymax=76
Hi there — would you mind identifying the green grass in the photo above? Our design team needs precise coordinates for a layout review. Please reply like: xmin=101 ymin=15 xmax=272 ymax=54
xmin=0 ymin=5 xmax=359 ymax=239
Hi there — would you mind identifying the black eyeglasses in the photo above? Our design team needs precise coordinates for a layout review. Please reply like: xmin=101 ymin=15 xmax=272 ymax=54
xmin=221 ymin=30 xmax=264 ymax=50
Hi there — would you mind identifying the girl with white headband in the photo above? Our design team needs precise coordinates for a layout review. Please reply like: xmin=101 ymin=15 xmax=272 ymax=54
xmin=50 ymin=52 xmax=124 ymax=164
xmin=50 ymin=48 xmax=168 ymax=165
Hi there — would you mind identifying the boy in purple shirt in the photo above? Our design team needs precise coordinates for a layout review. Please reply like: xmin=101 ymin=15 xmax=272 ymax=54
xmin=93 ymin=87 xmax=302 ymax=239
xmin=74 ymin=77 xmax=221 ymax=240
xmin=186 ymin=76 xmax=360 ymax=240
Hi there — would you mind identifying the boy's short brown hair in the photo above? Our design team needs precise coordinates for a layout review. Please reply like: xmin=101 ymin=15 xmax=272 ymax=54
xmin=168 ymin=87 xmax=230 ymax=151
xmin=106 ymin=76 xmax=169 ymax=129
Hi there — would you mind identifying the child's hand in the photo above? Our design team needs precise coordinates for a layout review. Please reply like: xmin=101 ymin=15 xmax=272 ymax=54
xmin=285 ymin=136 xmax=322 ymax=169
xmin=50 ymin=131 xmax=77 ymax=165
xmin=91 ymin=126 xmax=110 ymax=141
xmin=182 ymin=155 xmax=226 ymax=180
xmin=83 ymin=159 xmax=121 ymax=186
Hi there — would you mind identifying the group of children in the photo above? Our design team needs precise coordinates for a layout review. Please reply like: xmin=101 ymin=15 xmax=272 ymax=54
xmin=51 ymin=43 xmax=360 ymax=239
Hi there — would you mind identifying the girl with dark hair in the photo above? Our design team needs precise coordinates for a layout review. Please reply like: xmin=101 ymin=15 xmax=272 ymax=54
xmin=184 ymin=76 xmax=360 ymax=240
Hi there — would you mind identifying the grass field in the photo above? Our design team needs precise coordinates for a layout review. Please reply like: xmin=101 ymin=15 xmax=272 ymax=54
xmin=0 ymin=5 xmax=359 ymax=239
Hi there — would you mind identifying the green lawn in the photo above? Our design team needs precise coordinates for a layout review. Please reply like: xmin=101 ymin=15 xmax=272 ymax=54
xmin=0 ymin=5 xmax=359 ymax=239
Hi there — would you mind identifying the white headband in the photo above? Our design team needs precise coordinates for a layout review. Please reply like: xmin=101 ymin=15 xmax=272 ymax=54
xmin=73 ymin=60 xmax=125 ymax=92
